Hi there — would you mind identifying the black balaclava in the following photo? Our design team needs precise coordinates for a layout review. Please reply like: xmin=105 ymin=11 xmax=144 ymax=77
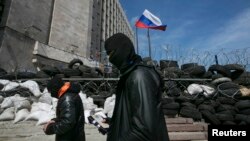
xmin=104 ymin=33 xmax=141 ymax=73
xmin=47 ymin=75 xmax=64 ymax=98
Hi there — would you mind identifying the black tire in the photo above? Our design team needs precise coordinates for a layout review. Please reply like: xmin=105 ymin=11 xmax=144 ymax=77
xmin=62 ymin=68 xmax=82 ymax=77
xmin=36 ymin=71 xmax=50 ymax=78
xmin=224 ymin=64 xmax=245 ymax=80
xmin=222 ymin=121 xmax=236 ymax=125
xmin=239 ymin=109 xmax=250 ymax=115
xmin=68 ymin=59 xmax=83 ymax=69
xmin=180 ymin=107 xmax=202 ymax=120
xmin=182 ymin=65 xmax=206 ymax=78
xmin=162 ymin=102 xmax=180 ymax=110
xmin=41 ymin=66 xmax=61 ymax=76
xmin=16 ymin=71 xmax=36 ymax=79
xmin=160 ymin=60 xmax=179 ymax=70
xmin=181 ymin=63 xmax=198 ymax=70
xmin=181 ymin=102 xmax=196 ymax=109
xmin=217 ymin=82 xmax=241 ymax=98
xmin=208 ymin=64 xmax=231 ymax=77
xmin=78 ymin=65 xmax=92 ymax=73
xmin=161 ymin=97 xmax=175 ymax=105
xmin=163 ymin=109 xmax=178 ymax=116
xmin=235 ymin=114 xmax=250 ymax=124
xmin=235 ymin=100 xmax=250 ymax=110
xmin=216 ymin=113 xmax=234 ymax=121
xmin=216 ymin=97 xmax=237 ymax=105
xmin=198 ymin=104 xmax=215 ymax=114
xmin=200 ymin=110 xmax=221 ymax=125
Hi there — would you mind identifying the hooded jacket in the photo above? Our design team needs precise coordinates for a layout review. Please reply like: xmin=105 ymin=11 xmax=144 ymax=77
xmin=105 ymin=33 xmax=169 ymax=141
xmin=45 ymin=82 xmax=85 ymax=141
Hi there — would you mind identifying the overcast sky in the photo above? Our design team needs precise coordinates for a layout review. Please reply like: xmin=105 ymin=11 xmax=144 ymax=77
xmin=119 ymin=0 xmax=250 ymax=66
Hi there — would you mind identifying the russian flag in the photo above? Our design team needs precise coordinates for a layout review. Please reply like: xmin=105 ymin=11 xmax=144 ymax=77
xmin=135 ymin=9 xmax=167 ymax=31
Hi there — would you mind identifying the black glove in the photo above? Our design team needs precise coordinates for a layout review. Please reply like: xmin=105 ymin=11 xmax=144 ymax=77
xmin=88 ymin=116 xmax=108 ymax=135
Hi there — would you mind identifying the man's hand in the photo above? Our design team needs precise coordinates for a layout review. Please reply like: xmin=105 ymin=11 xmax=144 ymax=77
xmin=43 ymin=120 xmax=55 ymax=133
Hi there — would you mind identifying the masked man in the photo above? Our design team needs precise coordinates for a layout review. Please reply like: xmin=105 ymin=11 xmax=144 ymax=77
xmin=104 ymin=33 xmax=169 ymax=141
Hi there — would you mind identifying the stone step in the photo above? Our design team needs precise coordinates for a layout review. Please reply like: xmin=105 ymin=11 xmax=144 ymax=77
xmin=169 ymin=132 xmax=207 ymax=141
xmin=166 ymin=117 xmax=194 ymax=124
xmin=167 ymin=123 xmax=207 ymax=132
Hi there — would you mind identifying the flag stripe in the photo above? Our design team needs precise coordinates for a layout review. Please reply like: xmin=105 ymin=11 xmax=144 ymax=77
xmin=135 ymin=9 xmax=167 ymax=31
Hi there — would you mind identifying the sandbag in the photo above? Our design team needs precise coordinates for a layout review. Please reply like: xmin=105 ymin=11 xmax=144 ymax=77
xmin=187 ymin=84 xmax=203 ymax=95
xmin=19 ymin=80 xmax=41 ymax=97
xmin=1 ymin=82 xmax=19 ymax=91
xmin=13 ymin=108 xmax=29 ymax=123
xmin=36 ymin=110 xmax=56 ymax=126
xmin=1 ymin=97 xmax=14 ymax=109
xmin=25 ymin=110 xmax=47 ymax=121
xmin=38 ymin=88 xmax=52 ymax=105
xmin=0 ymin=107 xmax=15 ymax=121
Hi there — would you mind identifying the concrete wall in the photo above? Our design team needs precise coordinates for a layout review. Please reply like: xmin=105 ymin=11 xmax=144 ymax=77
xmin=0 ymin=27 xmax=36 ymax=72
xmin=49 ymin=0 xmax=92 ymax=58
xmin=3 ymin=0 xmax=53 ymax=43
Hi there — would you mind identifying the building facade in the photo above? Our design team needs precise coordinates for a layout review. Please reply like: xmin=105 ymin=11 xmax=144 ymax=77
xmin=0 ymin=0 xmax=133 ymax=72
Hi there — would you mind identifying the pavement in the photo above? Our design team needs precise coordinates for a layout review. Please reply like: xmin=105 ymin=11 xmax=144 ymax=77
xmin=0 ymin=121 xmax=106 ymax=141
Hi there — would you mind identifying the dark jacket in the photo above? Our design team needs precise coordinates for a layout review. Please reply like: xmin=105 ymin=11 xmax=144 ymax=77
xmin=107 ymin=63 xmax=169 ymax=141
xmin=45 ymin=83 xmax=85 ymax=141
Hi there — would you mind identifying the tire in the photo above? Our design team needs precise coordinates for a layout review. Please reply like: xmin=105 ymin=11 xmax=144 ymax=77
xmin=68 ymin=59 xmax=83 ymax=69
xmin=182 ymin=65 xmax=206 ymax=78
xmin=36 ymin=71 xmax=50 ymax=78
xmin=181 ymin=63 xmax=198 ymax=70
xmin=235 ymin=114 xmax=250 ymax=124
xmin=180 ymin=107 xmax=202 ymax=120
xmin=162 ymin=102 xmax=180 ymax=110
xmin=41 ymin=66 xmax=60 ymax=76
xmin=181 ymin=102 xmax=196 ymax=109
xmin=224 ymin=64 xmax=245 ymax=80
xmin=200 ymin=110 xmax=221 ymax=125
xmin=198 ymin=104 xmax=215 ymax=114
xmin=161 ymin=97 xmax=175 ymax=105
xmin=235 ymin=100 xmax=250 ymax=110
xmin=216 ymin=97 xmax=237 ymax=105
xmin=160 ymin=60 xmax=179 ymax=70
xmin=208 ymin=64 xmax=231 ymax=77
xmin=163 ymin=109 xmax=178 ymax=116
xmin=62 ymin=68 xmax=82 ymax=77
xmin=16 ymin=71 xmax=36 ymax=79
xmin=216 ymin=113 xmax=234 ymax=121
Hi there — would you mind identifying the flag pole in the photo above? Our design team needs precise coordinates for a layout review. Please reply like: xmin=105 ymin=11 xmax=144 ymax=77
xmin=136 ymin=27 xmax=139 ymax=54
xmin=147 ymin=28 xmax=152 ymax=59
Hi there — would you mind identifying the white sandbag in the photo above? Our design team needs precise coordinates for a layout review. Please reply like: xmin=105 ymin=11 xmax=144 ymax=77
xmin=1 ymin=82 xmax=19 ymax=91
xmin=83 ymin=97 xmax=97 ymax=110
xmin=13 ymin=108 xmax=29 ymax=123
xmin=19 ymin=80 xmax=41 ymax=97
xmin=187 ymin=84 xmax=203 ymax=95
xmin=0 ymin=107 xmax=15 ymax=121
xmin=103 ymin=94 xmax=116 ymax=114
xmin=200 ymin=85 xmax=215 ymax=97
xmin=25 ymin=110 xmax=47 ymax=121
xmin=1 ymin=97 xmax=14 ymax=109
xmin=36 ymin=110 xmax=56 ymax=126
xmin=30 ymin=102 xmax=52 ymax=113
xmin=13 ymin=98 xmax=31 ymax=112
xmin=79 ymin=91 xmax=87 ymax=101
xmin=0 ymin=79 xmax=10 ymax=85
xmin=30 ymin=96 xmax=39 ymax=103
xmin=52 ymin=98 xmax=58 ymax=111
xmin=106 ymin=100 xmax=115 ymax=118
xmin=39 ymin=88 xmax=52 ymax=105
